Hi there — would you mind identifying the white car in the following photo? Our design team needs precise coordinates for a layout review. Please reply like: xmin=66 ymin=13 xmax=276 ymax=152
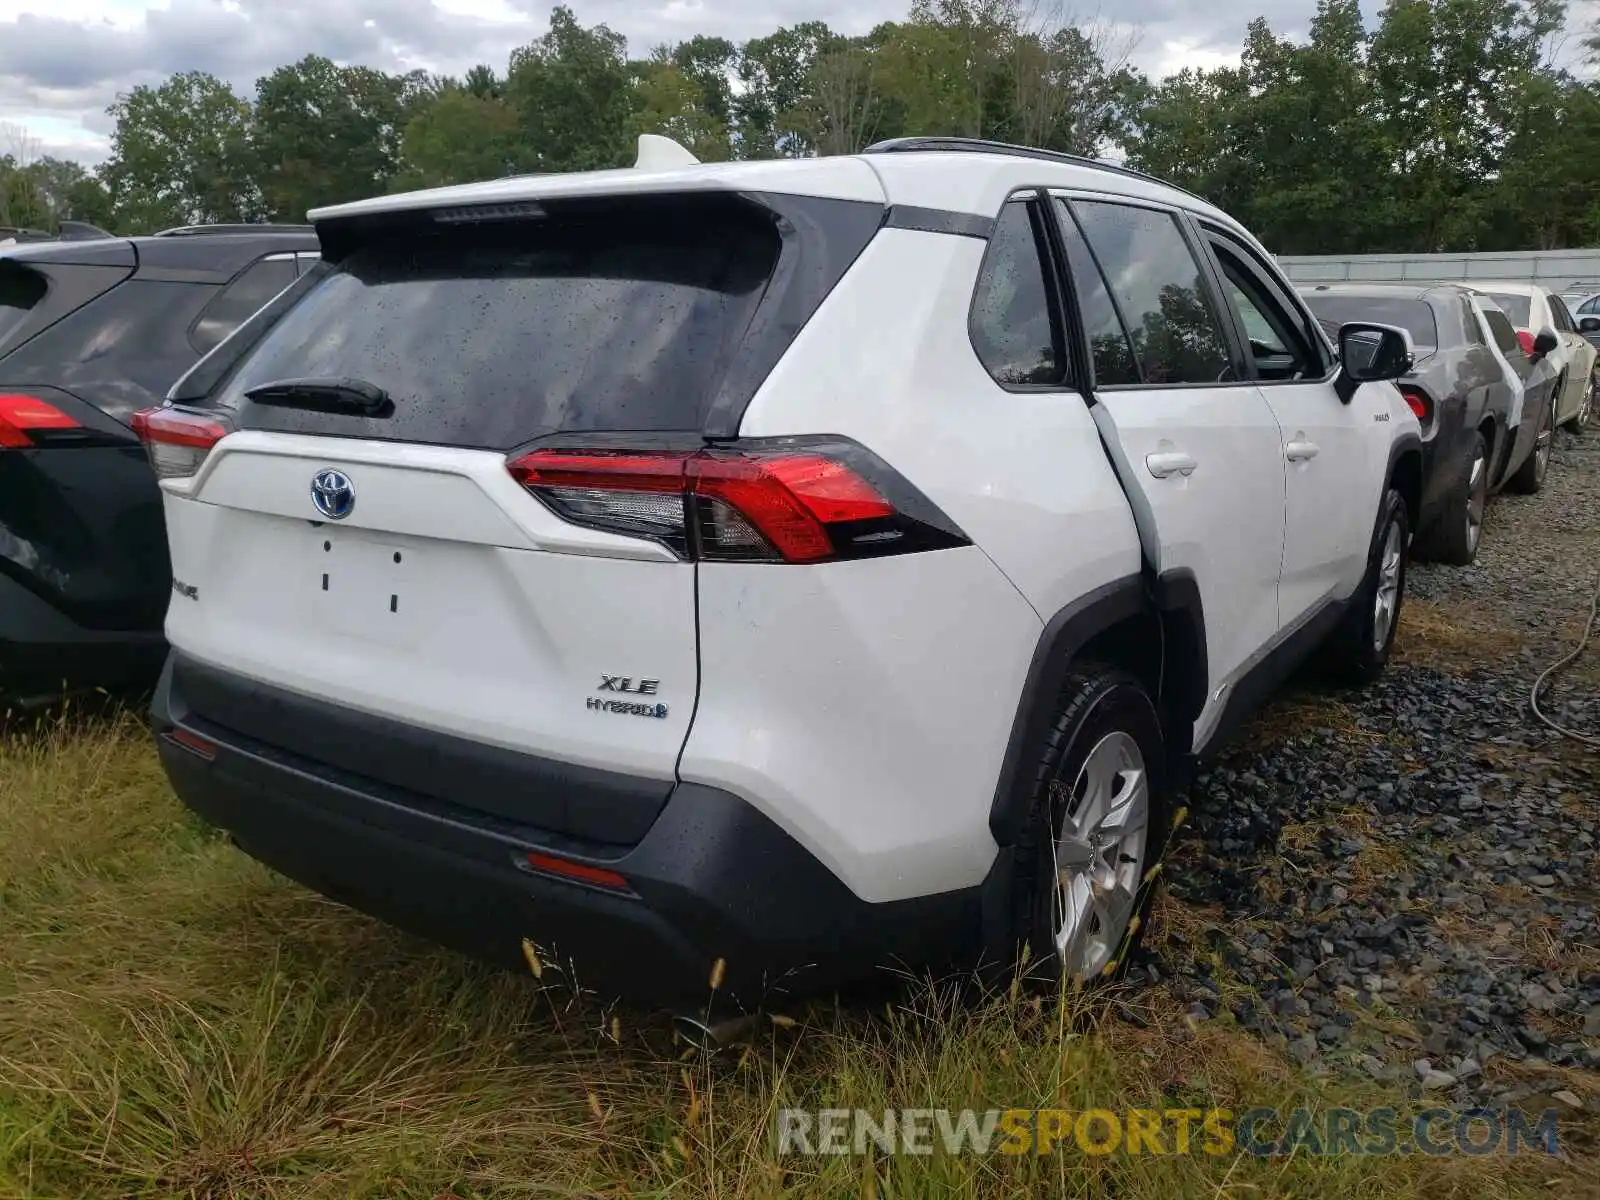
xmin=136 ymin=135 xmax=1423 ymax=1016
xmin=1462 ymin=281 xmax=1595 ymax=432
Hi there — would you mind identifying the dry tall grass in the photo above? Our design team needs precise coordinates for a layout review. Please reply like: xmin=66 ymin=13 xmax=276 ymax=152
xmin=0 ymin=711 xmax=1591 ymax=1198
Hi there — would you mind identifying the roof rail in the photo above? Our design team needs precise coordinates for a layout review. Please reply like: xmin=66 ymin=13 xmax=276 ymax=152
xmin=861 ymin=137 xmax=1212 ymax=206
xmin=152 ymin=223 xmax=316 ymax=237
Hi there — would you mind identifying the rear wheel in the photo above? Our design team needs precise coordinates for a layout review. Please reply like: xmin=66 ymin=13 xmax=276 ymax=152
xmin=1417 ymin=432 xmax=1487 ymax=566
xmin=1568 ymin=369 xmax=1595 ymax=434
xmin=1322 ymin=487 xmax=1409 ymax=686
xmin=1011 ymin=666 xmax=1169 ymax=990
xmin=1509 ymin=401 xmax=1553 ymax=494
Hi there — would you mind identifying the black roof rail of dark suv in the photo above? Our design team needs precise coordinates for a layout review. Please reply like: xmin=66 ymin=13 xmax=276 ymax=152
xmin=152 ymin=224 xmax=316 ymax=238
xmin=861 ymin=137 xmax=1212 ymax=207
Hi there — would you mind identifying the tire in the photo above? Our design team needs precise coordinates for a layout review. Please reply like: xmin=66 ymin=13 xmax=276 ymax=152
xmin=1509 ymin=400 xmax=1553 ymax=494
xmin=1321 ymin=487 xmax=1409 ymax=686
xmin=1010 ymin=665 xmax=1170 ymax=990
xmin=1416 ymin=431 xmax=1487 ymax=566
xmin=1567 ymin=370 xmax=1595 ymax=434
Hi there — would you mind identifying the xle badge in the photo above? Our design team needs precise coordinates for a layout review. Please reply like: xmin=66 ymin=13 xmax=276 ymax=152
xmin=588 ymin=675 xmax=668 ymax=719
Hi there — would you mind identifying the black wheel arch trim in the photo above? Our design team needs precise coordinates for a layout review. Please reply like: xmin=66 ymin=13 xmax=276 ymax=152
xmin=1384 ymin=432 xmax=1424 ymax=526
xmin=987 ymin=570 xmax=1206 ymax=848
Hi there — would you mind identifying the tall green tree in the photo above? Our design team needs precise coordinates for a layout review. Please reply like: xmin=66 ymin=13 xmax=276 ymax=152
xmin=101 ymin=72 xmax=257 ymax=231
xmin=505 ymin=6 xmax=636 ymax=171
xmin=252 ymin=56 xmax=416 ymax=221
xmin=734 ymin=22 xmax=839 ymax=157
xmin=392 ymin=87 xmax=531 ymax=190
xmin=630 ymin=58 xmax=733 ymax=162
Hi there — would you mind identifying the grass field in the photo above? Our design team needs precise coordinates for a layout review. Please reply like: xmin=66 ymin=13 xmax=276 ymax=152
xmin=0 ymin=633 xmax=1593 ymax=1197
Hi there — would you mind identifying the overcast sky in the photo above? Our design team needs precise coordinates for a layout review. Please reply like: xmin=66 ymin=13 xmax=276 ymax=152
xmin=0 ymin=0 xmax=1592 ymax=165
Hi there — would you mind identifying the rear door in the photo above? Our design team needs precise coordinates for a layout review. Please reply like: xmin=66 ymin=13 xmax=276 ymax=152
xmin=1050 ymin=195 xmax=1285 ymax=737
xmin=159 ymin=195 xmax=836 ymax=817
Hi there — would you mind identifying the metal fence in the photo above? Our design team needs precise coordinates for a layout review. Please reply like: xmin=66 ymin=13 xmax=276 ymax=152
xmin=1275 ymin=249 xmax=1600 ymax=297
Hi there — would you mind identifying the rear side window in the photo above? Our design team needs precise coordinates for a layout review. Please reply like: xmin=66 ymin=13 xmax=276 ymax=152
xmin=1549 ymin=295 xmax=1574 ymax=332
xmin=1482 ymin=308 xmax=1523 ymax=357
xmin=1301 ymin=294 xmax=1439 ymax=350
xmin=0 ymin=266 xmax=46 ymax=346
xmin=969 ymin=200 xmax=1067 ymax=387
xmin=1054 ymin=200 xmax=1139 ymax=385
xmin=217 ymin=206 xmax=781 ymax=448
xmin=191 ymin=256 xmax=298 ymax=355
xmin=1070 ymin=201 xmax=1232 ymax=385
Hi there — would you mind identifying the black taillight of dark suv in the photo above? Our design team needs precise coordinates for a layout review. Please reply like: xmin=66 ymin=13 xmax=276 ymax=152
xmin=0 ymin=227 xmax=319 ymax=704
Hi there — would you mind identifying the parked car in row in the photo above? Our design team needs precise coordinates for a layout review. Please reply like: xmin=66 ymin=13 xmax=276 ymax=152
xmin=1300 ymin=284 xmax=1561 ymax=564
xmin=0 ymin=224 xmax=318 ymax=705
xmin=142 ymin=135 xmax=1423 ymax=1017
xmin=1461 ymin=281 xmax=1593 ymax=433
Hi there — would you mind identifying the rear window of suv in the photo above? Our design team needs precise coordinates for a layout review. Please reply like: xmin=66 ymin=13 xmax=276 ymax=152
xmin=215 ymin=204 xmax=782 ymax=448
xmin=1300 ymin=294 xmax=1439 ymax=350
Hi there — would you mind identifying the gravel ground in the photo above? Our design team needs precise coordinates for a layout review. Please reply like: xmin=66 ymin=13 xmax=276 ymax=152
xmin=1142 ymin=424 xmax=1600 ymax=1111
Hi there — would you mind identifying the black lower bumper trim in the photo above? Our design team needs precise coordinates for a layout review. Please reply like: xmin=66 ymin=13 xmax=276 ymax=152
xmin=0 ymin=569 xmax=166 ymax=701
xmin=152 ymin=654 xmax=980 ymax=1011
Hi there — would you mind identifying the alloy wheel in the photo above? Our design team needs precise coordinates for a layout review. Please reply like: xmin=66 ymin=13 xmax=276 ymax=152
xmin=1052 ymin=730 xmax=1150 ymax=981
xmin=1373 ymin=518 xmax=1403 ymax=653
xmin=1466 ymin=447 xmax=1486 ymax=556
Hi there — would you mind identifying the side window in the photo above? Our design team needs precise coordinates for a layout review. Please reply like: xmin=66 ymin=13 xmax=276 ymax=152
xmin=1580 ymin=296 xmax=1600 ymax=315
xmin=969 ymin=199 xmax=1067 ymax=387
xmin=1549 ymin=295 xmax=1574 ymax=332
xmin=1070 ymin=200 xmax=1232 ymax=385
xmin=1206 ymin=238 xmax=1319 ymax=382
xmin=190 ymin=256 xmax=298 ymax=355
xmin=1053 ymin=199 xmax=1139 ymax=384
xmin=1462 ymin=298 xmax=1487 ymax=346
xmin=2 ymin=280 xmax=215 ymax=422
xmin=295 ymin=252 xmax=322 ymax=276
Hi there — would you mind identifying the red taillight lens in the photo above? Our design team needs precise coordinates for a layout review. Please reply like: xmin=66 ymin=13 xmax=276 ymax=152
xmin=507 ymin=442 xmax=961 ymax=564
xmin=131 ymin=406 xmax=229 ymax=479
xmin=1398 ymin=385 xmax=1432 ymax=424
xmin=692 ymin=453 xmax=895 ymax=563
xmin=1516 ymin=330 xmax=1536 ymax=356
xmin=0 ymin=392 xmax=79 ymax=447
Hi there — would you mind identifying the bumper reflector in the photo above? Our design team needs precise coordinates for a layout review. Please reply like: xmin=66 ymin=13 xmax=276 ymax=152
xmin=521 ymin=851 xmax=631 ymax=892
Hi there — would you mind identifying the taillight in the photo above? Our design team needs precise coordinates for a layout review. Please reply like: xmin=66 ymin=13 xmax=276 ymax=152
xmin=507 ymin=440 xmax=967 ymax=564
xmin=131 ymin=406 xmax=229 ymax=479
xmin=1398 ymin=385 xmax=1432 ymax=425
xmin=1516 ymin=330 xmax=1536 ymax=356
xmin=0 ymin=392 xmax=79 ymax=448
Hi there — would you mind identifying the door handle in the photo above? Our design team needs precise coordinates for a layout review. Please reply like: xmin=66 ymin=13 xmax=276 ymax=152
xmin=1286 ymin=439 xmax=1320 ymax=462
xmin=1145 ymin=451 xmax=1198 ymax=479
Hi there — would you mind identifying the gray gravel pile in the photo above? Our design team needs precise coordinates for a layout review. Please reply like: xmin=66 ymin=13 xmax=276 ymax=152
xmin=1143 ymin=425 xmax=1600 ymax=1108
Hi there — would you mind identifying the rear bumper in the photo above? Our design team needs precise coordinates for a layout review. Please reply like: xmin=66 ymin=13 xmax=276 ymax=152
xmin=0 ymin=569 xmax=166 ymax=702
xmin=152 ymin=654 xmax=979 ymax=1012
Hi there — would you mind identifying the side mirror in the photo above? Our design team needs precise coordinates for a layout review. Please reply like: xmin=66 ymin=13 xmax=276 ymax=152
xmin=1335 ymin=321 xmax=1414 ymax=403
xmin=1580 ymin=316 xmax=1600 ymax=334
xmin=1532 ymin=327 xmax=1560 ymax=358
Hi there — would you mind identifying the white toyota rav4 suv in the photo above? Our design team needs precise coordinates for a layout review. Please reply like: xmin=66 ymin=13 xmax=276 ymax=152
xmin=141 ymin=136 xmax=1422 ymax=1016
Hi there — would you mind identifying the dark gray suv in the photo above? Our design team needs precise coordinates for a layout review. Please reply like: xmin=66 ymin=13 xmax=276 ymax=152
xmin=1301 ymin=283 xmax=1557 ymax=564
